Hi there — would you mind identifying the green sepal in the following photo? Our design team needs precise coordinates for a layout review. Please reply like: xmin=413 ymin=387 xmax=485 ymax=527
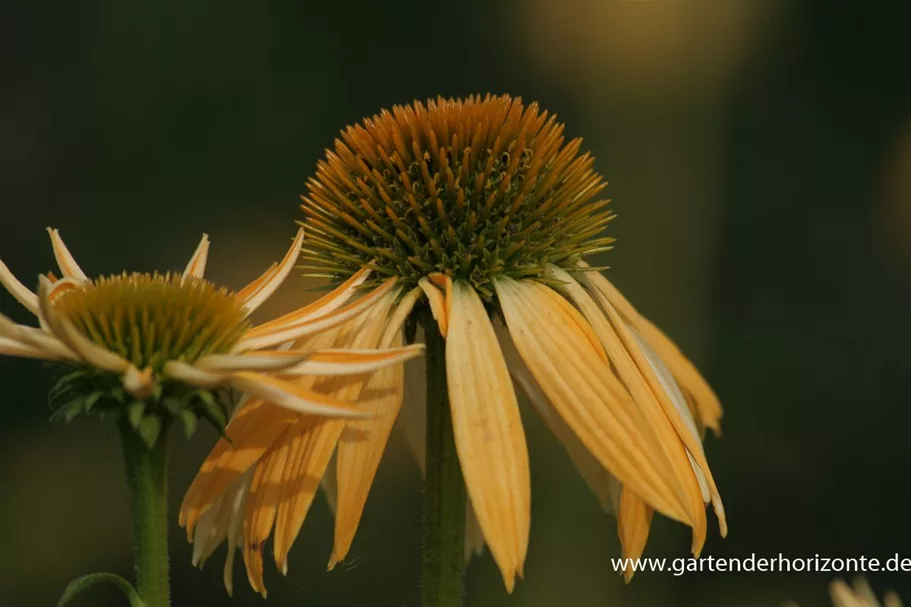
xmin=127 ymin=401 xmax=146 ymax=429
xmin=53 ymin=398 xmax=86 ymax=424
xmin=198 ymin=400 xmax=227 ymax=435
xmin=83 ymin=391 xmax=104 ymax=413
xmin=180 ymin=409 xmax=198 ymax=438
xmin=57 ymin=572 xmax=145 ymax=607
xmin=138 ymin=413 xmax=162 ymax=449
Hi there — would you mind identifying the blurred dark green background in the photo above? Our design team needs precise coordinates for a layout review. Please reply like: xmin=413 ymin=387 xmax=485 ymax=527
xmin=2 ymin=1 xmax=910 ymax=605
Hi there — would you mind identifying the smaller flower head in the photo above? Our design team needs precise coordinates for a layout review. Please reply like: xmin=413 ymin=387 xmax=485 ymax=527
xmin=0 ymin=228 xmax=421 ymax=446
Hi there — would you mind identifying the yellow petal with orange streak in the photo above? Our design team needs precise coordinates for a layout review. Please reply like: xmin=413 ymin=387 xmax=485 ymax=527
xmin=580 ymin=264 xmax=723 ymax=435
xmin=242 ymin=426 xmax=294 ymax=597
xmin=617 ymin=488 xmax=654 ymax=583
xmin=271 ymin=417 xmax=346 ymax=574
xmin=241 ymin=228 xmax=305 ymax=315
xmin=497 ymin=322 xmax=617 ymax=513
xmin=183 ymin=234 xmax=210 ymax=279
xmin=180 ymin=400 xmax=298 ymax=536
xmin=418 ymin=277 xmax=448 ymax=338
xmin=328 ymin=334 xmax=405 ymax=569
xmin=46 ymin=227 xmax=88 ymax=281
xmin=236 ymin=278 xmax=397 ymax=352
xmin=447 ymin=280 xmax=530 ymax=592
xmin=328 ymin=288 xmax=411 ymax=567
xmin=547 ymin=266 xmax=707 ymax=551
xmin=0 ymin=259 xmax=38 ymax=315
xmin=246 ymin=267 xmax=371 ymax=337
xmin=493 ymin=276 xmax=691 ymax=525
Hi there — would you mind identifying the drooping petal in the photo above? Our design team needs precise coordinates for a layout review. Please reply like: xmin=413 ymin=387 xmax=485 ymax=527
xmin=0 ymin=259 xmax=39 ymax=315
xmin=180 ymin=400 xmax=299 ymax=537
xmin=580 ymin=266 xmax=726 ymax=537
xmin=191 ymin=468 xmax=251 ymax=569
xmin=235 ymin=278 xmax=397 ymax=352
xmin=229 ymin=371 xmax=371 ymax=419
xmin=222 ymin=470 xmax=253 ymax=596
xmin=271 ymin=417 xmax=345 ymax=575
xmin=329 ymin=337 xmax=404 ymax=568
xmin=245 ymin=267 xmax=371 ymax=337
xmin=38 ymin=277 xmax=129 ymax=372
xmin=282 ymin=345 xmax=423 ymax=376
xmin=240 ymin=228 xmax=305 ymax=315
xmin=447 ymin=280 xmax=530 ymax=591
xmin=46 ymin=228 xmax=88 ymax=281
xmin=580 ymin=263 xmax=723 ymax=435
xmin=616 ymin=488 xmax=654 ymax=583
xmin=183 ymin=233 xmax=210 ymax=279
xmin=242 ymin=425 xmax=294 ymax=597
xmin=497 ymin=322 xmax=617 ymax=513
xmin=547 ymin=265 xmax=707 ymax=551
xmin=628 ymin=329 xmax=727 ymax=537
xmin=493 ymin=276 xmax=691 ymax=525
xmin=328 ymin=289 xmax=402 ymax=567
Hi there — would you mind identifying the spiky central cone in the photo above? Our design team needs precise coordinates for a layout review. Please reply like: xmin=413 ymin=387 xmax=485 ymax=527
xmin=300 ymin=94 xmax=615 ymax=299
xmin=53 ymin=273 xmax=249 ymax=372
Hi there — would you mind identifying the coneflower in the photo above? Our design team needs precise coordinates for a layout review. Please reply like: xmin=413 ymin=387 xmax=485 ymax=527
xmin=0 ymin=228 xmax=419 ymax=607
xmin=183 ymin=94 xmax=726 ymax=604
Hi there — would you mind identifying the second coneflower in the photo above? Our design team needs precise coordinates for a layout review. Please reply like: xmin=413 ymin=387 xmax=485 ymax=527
xmin=182 ymin=94 xmax=727 ymax=604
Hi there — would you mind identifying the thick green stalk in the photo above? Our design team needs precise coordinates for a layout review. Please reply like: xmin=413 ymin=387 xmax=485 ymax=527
xmin=120 ymin=424 xmax=171 ymax=607
xmin=421 ymin=320 xmax=467 ymax=607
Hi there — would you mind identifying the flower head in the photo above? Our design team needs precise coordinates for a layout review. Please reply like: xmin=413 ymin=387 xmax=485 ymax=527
xmin=184 ymin=94 xmax=726 ymax=595
xmin=0 ymin=228 xmax=421 ymax=445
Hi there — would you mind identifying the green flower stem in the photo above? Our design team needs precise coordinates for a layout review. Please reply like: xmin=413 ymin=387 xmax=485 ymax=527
xmin=421 ymin=320 xmax=467 ymax=607
xmin=120 ymin=423 xmax=171 ymax=607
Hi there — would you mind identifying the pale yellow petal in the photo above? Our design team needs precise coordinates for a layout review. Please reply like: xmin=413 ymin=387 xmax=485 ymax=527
xmin=46 ymin=227 xmax=88 ymax=281
xmin=195 ymin=350 xmax=313 ymax=373
xmin=236 ymin=278 xmax=397 ymax=352
xmin=0 ymin=335 xmax=54 ymax=360
xmin=183 ymin=233 xmax=210 ymax=279
xmin=247 ymin=267 xmax=371 ymax=337
xmin=0 ymin=259 xmax=38 ymax=315
xmin=493 ymin=276 xmax=691 ymax=525
xmin=241 ymin=228 xmax=305 ymax=315
xmin=283 ymin=345 xmax=423 ymax=376
xmin=229 ymin=371 xmax=371 ymax=419
xmin=0 ymin=313 xmax=76 ymax=361
xmin=447 ymin=280 xmax=530 ymax=591
xmin=163 ymin=360 xmax=227 ymax=388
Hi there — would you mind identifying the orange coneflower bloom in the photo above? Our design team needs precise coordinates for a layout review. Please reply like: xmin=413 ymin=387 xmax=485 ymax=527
xmin=182 ymin=94 xmax=727 ymax=595
xmin=0 ymin=227 xmax=420 ymax=439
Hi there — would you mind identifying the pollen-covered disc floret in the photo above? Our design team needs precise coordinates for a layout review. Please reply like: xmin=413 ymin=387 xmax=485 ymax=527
xmin=55 ymin=273 xmax=249 ymax=372
xmin=300 ymin=94 xmax=615 ymax=298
